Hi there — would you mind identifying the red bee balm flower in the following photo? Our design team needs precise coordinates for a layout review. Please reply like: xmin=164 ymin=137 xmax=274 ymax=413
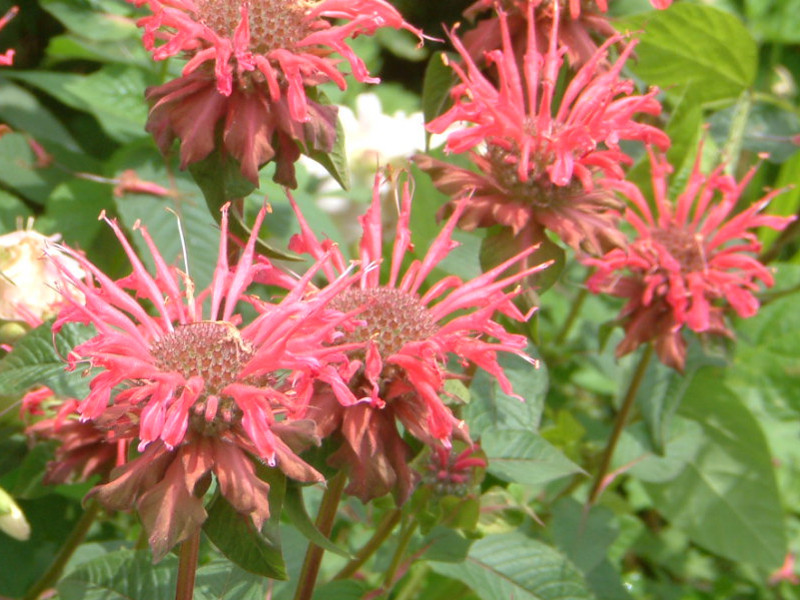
xmin=585 ymin=148 xmax=794 ymax=372
xmin=49 ymin=204 xmax=352 ymax=559
xmin=420 ymin=3 xmax=669 ymax=253
xmin=289 ymin=175 xmax=547 ymax=502
xmin=132 ymin=0 xmax=422 ymax=186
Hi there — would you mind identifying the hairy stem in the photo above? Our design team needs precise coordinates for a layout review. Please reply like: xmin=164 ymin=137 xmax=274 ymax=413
xmin=294 ymin=471 xmax=347 ymax=600
xmin=174 ymin=529 xmax=202 ymax=600
xmin=23 ymin=500 xmax=100 ymax=600
xmin=334 ymin=508 xmax=401 ymax=580
xmin=586 ymin=343 xmax=653 ymax=506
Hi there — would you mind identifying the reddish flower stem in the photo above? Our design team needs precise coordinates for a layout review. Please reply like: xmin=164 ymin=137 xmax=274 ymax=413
xmin=586 ymin=343 xmax=653 ymax=506
xmin=174 ymin=530 xmax=201 ymax=600
xmin=293 ymin=471 xmax=347 ymax=600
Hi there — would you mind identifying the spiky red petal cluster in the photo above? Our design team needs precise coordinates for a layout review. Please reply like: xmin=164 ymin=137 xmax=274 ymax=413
xmin=422 ymin=3 xmax=669 ymax=253
xmin=585 ymin=147 xmax=794 ymax=371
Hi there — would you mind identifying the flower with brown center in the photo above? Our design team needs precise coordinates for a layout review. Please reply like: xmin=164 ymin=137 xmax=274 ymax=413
xmin=49 ymin=203 xmax=353 ymax=559
xmin=288 ymin=173 xmax=548 ymax=502
xmin=585 ymin=146 xmax=795 ymax=371
xmin=133 ymin=0 xmax=422 ymax=186
xmin=418 ymin=2 xmax=669 ymax=254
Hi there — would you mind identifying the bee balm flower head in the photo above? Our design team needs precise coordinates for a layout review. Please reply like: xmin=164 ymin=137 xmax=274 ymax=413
xmin=49 ymin=204 xmax=353 ymax=559
xmin=585 ymin=147 xmax=795 ymax=371
xmin=289 ymin=173 xmax=548 ymax=502
xmin=133 ymin=0 xmax=423 ymax=186
xmin=420 ymin=2 xmax=669 ymax=254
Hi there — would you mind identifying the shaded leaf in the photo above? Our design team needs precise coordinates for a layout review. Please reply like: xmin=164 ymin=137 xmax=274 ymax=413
xmin=194 ymin=559 xmax=272 ymax=600
xmin=204 ymin=490 xmax=287 ymax=580
xmin=0 ymin=321 xmax=94 ymax=401
xmin=422 ymin=51 xmax=457 ymax=149
xmin=58 ymin=549 xmax=178 ymax=600
xmin=481 ymin=428 xmax=584 ymax=487
xmin=643 ymin=368 xmax=786 ymax=569
xmin=465 ymin=345 xmax=548 ymax=437
xmin=431 ymin=532 xmax=594 ymax=600
xmin=283 ymin=483 xmax=351 ymax=558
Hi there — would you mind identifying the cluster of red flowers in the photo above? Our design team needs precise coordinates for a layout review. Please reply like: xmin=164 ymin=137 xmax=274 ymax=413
xmin=19 ymin=0 xmax=793 ymax=565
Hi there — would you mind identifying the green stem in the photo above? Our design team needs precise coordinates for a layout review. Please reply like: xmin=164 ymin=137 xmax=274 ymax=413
xmin=334 ymin=508 xmax=401 ymax=580
xmin=174 ymin=529 xmax=201 ymax=600
xmin=293 ymin=471 xmax=347 ymax=600
xmin=586 ymin=344 xmax=653 ymax=507
xmin=23 ymin=500 xmax=100 ymax=600
xmin=554 ymin=287 xmax=588 ymax=346
xmin=382 ymin=519 xmax=419 ymax=591
xmin=394 ymin=563 xmax=428 ymax=600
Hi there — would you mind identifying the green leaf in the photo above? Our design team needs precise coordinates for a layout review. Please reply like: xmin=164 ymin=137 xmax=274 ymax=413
xmin=422 ymin=52 xmax=456 ymax=150
xmin=480 ymin=427 xmax=584 ymax=487
xmin=311 ymin=580 xmax=370 ymax=600
xmin=194 ymin=559 xmax=272 ymax=600
xmin=111 ymin=142 xmax=222 ymax=291
xmin=0 ymin=190 xmax=32 ymax=233
xmin=642 ymin=368 xmax=787 ymax=569
xmin=283 ymin=483 xmax=351 ymax=558
xmin=203 ymin=488 xmax=287 ymax=580
xmin=621 ymin=4 xmax=757 ymax=103
xmin=480 ymin=227 xmax=565 ymax=294
xmin=39 ymin=178 xmax=114 ymax=250
xmin=58 ymin=549 xmax=178 ymax=600
xmin=0 ymin=321 xmax=94 ymax=401
xmin=40 ymin=0 xmax=140 ymax=43
xmin=431 ymin=532 xmax=595 ymax=600
xmin=7 ymin=66 xmax=154 ymax=143
xmin=0 ymin=80 xmax=80 ymax=151
xmin=465 ymin=344 xmax=548 ymax=437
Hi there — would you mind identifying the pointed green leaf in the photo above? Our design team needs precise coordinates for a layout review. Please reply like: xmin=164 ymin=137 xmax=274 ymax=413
xmin=283 ymin=483 xmax=351 ymax=558
xmin=194 ymin=559 xmax=272 ymax=600
xmin=58 ymin=549 xmax=178 ymax=600
xmin=422 ymin=51 xmax=457 ymax=150
xmin=204 ymin=488 xmax=287 ymax=580
xmin=620 ymin=4 xmax=757 ymax=103
xmin=0 ymin=321 xmax=94 ymax=402
xmin=642 ymin=368 xmax=786 ymax=569
xmin=431 ymin=532 xmax=594 ymax=600
xmin=303 ymin=89 xmax=350 ymax=191
xmin=481 ymin=428 xmax=584 ymax=487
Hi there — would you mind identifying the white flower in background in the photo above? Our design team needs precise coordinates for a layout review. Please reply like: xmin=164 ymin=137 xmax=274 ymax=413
xmin=0 ymin=221 xmax=84 ymax=324
xmin=0 ymin=487 xmax=30 ymax=541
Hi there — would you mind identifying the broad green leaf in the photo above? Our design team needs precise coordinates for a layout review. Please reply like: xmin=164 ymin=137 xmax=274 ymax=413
xmin=431 ymin=532 xmax=594 ymax=600
xmin=0 ymin=321 xmax=94 ymax=403
xmin=480 ymin=227 xmax=565 ymax=294
xmin=0 ymin=81 xmax=80 ymax=151
xmin=203 ymin=490 xmax=287 ymax=580
xmin=731 ymin=264 xmax=800 ymax=410
xmin=621 ymin=4 xmax=757 ymax=103
xmin=40 ymin=0 xmax=139 ymax=42
xmin=480 ymin=427 xmax=584 ymax=487
xmin=311 ymin=580 xmax=371 ymax=600
xmin=422 ymin=51 xmax=457 ymax=150
xmin=111 ymin=142 xmax=221 ymax=291
xmin=194 ymin=559 xmax=272 ymax=600
xmin=0 ymin=132 xmax=87 ymax=206
xmin=39 ymin=178 xmax=114 ymax=250
xmin=58 ymin=549 xmax=178 ymax=600
xmin=7 ymin=66 xmax=154 ymax=143
xmin=642 ymin=368 xmax=786 ymax=569
xmin=417 ymin=526 xmax=473 ymax=563
xmin=465 ymin=344 xmax=547 ymax=436
xmin=283 ymin=483 xmax=351 ymax=558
